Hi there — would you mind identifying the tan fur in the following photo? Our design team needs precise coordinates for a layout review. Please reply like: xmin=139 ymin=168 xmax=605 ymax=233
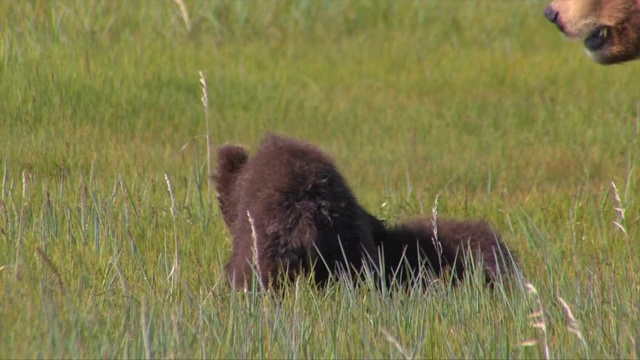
xmin=544 ymin=0 xmax=640 ymax=64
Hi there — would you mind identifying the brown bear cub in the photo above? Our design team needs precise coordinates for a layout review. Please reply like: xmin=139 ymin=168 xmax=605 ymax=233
xmin=214 ymin=133 xmax=384 ymax=289
xmin=214 ymin=133 xmax=517 ymax=290
xmin=544 ymin=0 xmax=640 ymax=64
xmin=380 ymin=218 xmax=515 ymax=288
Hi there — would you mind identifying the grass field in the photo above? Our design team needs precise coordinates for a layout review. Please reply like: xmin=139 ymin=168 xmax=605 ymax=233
xmin=1 ymin=0 xmax=639 ymax=358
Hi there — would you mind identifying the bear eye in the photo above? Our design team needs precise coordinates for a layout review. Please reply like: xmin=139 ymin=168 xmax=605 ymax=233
xmin=584 ymin=26 xmax=610 ymax=51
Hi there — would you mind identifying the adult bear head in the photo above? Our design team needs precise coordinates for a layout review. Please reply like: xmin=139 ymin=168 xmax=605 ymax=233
xmin=544 ymin=0 xmax=640 ymax=64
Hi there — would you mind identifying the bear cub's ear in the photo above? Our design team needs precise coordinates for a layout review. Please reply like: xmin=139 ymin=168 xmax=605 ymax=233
xmin=214 ymin=145 xmax=249 ymax=229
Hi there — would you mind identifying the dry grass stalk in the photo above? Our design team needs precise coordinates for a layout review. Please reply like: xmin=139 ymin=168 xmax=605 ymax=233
xmin=380 ymin=327 xmax=413 ymax=360
xmin=173 ymin=0 xmax=192 ymax=32
xmin=247 ymin=210 xmax=263 ymax=291
xmin=519 ymin=282 xmax=550 ymax=360
xmin=430 ymin=195 xmax=443 ymax=269
xmin=113 ymin=250 xmax=129 ymax=297
xmin=22 ymin=169 xmax=29 ymax=204
xmin=36 ymin=246 xmax=66 ymax=296
xmin=610 ymin=181 xmax=627 ymax=235
xmin=14 ymin=170 xmax=29 ymax=280
xmin=14 ymin=206 xmax=26 ymax=281
xmin=199 ymin=70 xmax=212 ymax=203
xmin=111 ymin=175 xmax=120 ymax=204
xmin=557 ymin=296 xmax=587 ymax=350
xmin=165 ymin=173 xmax=180 ymax=289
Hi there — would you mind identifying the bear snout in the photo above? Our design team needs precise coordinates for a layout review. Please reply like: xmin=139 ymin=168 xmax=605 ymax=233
xmin=544 ymin=5 xmax=559 ymax=24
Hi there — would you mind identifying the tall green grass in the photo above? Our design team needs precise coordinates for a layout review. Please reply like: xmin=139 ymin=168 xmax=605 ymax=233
xmin=1 ymin=0 xmax=638 ymax=358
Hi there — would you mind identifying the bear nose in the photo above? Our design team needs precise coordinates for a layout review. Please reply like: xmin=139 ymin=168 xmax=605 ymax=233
xmin=544 ymin=5 xmax=558 ymax=23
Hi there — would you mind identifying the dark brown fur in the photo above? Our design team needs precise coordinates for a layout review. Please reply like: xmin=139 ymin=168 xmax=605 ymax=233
xmin=215 ymin=133 xmax=518 ymax=290
xmin=381 ymin=218 xmax=517 ymax=287
xmin=214 ymin=133 xmax=383 ymax=289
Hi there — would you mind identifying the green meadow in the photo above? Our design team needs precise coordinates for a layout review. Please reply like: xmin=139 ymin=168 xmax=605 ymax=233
xmin=1 ymin=0 xmax=638 ymax=358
